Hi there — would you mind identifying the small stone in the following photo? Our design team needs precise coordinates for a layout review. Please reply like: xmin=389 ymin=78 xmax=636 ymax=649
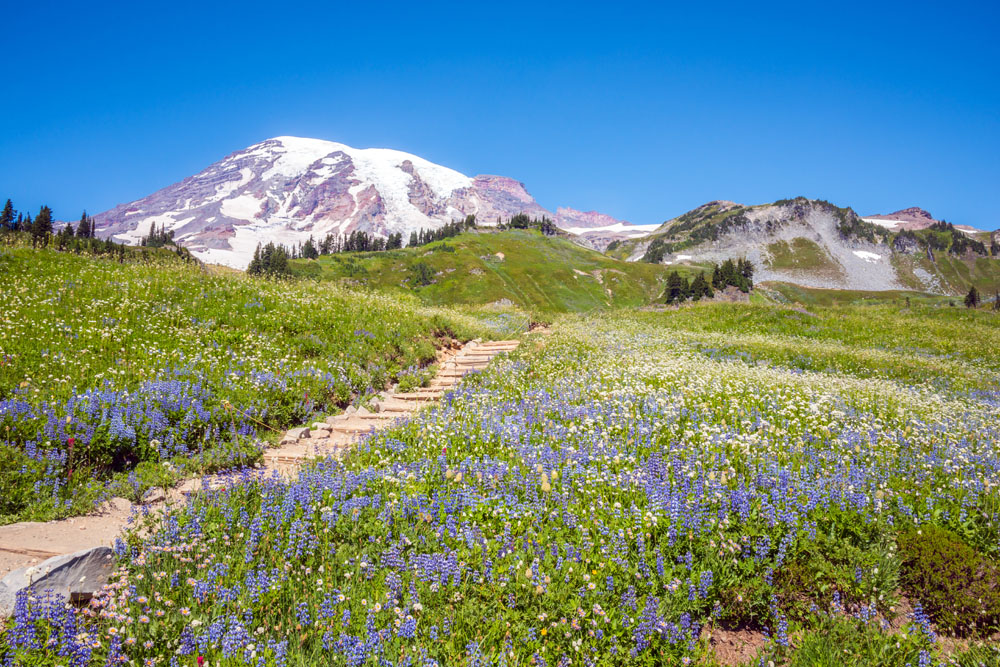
xmin=285 ymin=427 xmax=310 ymax=441
xmin=141 ymin=488 xmax=165 ymax=504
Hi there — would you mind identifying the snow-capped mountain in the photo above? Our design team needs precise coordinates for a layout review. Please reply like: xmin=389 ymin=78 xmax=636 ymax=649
xmin=93 ymin=136 xmax=648 ymax=267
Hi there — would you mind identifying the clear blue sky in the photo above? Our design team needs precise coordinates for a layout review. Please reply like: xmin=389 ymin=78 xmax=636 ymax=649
xmin=2 ymin=0 xmax=998 ymax=229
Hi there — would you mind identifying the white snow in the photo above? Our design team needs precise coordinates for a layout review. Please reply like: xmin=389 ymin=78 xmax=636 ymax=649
xmin=220 ymin=194 xmax=263 ymax=221
xmin=676 ymin=254 xmax=693 ymax=260
xmin=561 ymin=222 xmax=661 ymax=236
xmin=251 ymin=136 xmax=474 ymax=232
xmin=853 ymin=250 xmax=882 ymax=262
xmin=862 ymin=218 xmax=903 ymax=230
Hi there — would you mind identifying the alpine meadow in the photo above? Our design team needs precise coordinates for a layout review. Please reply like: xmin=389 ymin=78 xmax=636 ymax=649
xmin=3 ymin=3 xmax=1000 ymax=663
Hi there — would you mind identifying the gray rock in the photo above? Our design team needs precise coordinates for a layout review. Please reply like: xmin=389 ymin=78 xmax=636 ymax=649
xmin=0 ymin=547 xmax=114 ymax=616
xmin=310 ymin=422 xmax=331 ymax=432
xmin=370 ymin=400 xmax=383 ymax=413
xmin=324 ymin=415 xmax=341 ymax=425
xmin=344 ymin=406 xmax=357 ymax=416
xmin=286 ymin=427 xmax=310 ymax=441
xmin=141 ymin=487 xmax=165 ymax=504
xmin=356 ymin=406 xmax=371 ymax=416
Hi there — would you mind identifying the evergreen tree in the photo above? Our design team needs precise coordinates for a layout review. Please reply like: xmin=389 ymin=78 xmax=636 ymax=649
xmin=690 ymin=272 xmax=713 ymax=300
xmin=0 ymin=199 xmax=13 ymax=231
xmin=994 ymin=291 xmax=1000 ymax=312
xmin=664 ymin=271 xmax=684 ymax=304
xmin=76 ymin=211 xmax=92 ymax=238
xmin=32 ymin=205 xmax=54 ymax=238
xmin=964 ymin=285 xmax=981 ymax=309
xmin=302 ymin=236 xmax=319 ymax=259
xmin=408 ymin=231 xmax=418 ymax=247
xmin=247 ymin=244 xmax=263 ymax=275
xmin=711 ymin=264 xmax=724 ymax=290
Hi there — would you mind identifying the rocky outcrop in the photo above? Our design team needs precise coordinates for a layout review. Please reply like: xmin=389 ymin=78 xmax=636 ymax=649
xmin=0 ymin=547 xmax=114 ymax=616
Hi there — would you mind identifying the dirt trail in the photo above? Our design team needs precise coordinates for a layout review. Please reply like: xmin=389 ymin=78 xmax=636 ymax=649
xmin=0 ymin=339 xmax=521 ymax=580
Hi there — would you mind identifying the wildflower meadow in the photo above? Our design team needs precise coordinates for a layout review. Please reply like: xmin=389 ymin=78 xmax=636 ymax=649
xmin=3 ymin=300 xmax=999 ymax=665
xmin=0 ymin=239 xmax=495 ymax=523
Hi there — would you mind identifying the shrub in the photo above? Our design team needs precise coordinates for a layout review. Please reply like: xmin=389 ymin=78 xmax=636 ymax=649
xmin=897 ymin=524 xmax=1000 ymax=637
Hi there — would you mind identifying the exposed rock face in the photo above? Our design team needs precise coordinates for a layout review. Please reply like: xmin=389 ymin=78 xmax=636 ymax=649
xmin=0 ymin=546 xmax=114 ymax=616
xmin=893 ymin=232 xmax=922 ymax=254
xmin=92 ymin=137 xmax=642 ymax=267
xmin=863 ymin=207 xmax=983 ymax=234
xmin=619 ymin=199 xmax=906 ymax=291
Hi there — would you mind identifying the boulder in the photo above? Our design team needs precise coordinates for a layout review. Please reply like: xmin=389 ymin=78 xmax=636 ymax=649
xmin=311 ymin=422 xmax=331 ymax=432
xmin=344 ymin=406 xmax=357 ymax=416
xmin=0 ymin=546 xmax=114 ymax=616
xmin=285 ymin=427 xmax=310 ymax=441
xmin=356 ymin=406 xmax=371 ymax=416
xmin=324 ymin=415 xmax=342 ymax=425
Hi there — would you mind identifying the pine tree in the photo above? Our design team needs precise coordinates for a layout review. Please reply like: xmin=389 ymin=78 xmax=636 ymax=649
xmin=711 ymin=264 xmax=724 ymax=290
xmin=994 ymin=291 xmax=1000 ymax=312
xmin=32 ymin=205 xmax=54 ymax=238
xmin=664 ymin=271 xmax=684 ymax=304
xmin=247 ymin=244 xmax=263 ymax=275
xmin=76 ymin=211 xmax=91 ymax=238
xmin=302 ymin=236 xmax=319 ymax=259
xmin=964 ymin=285 xmax=981 ymax=309
xmin=680 ymin=276 xmax=692 ymax=301
xmin=0 ymin=199 xmax=13 ymax=231
xmin=690 ymin=272 xmax=713 ymax=300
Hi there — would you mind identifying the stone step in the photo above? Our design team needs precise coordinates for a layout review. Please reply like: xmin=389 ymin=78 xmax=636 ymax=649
xmin=392 ymin=392 xmax=440 ymax=401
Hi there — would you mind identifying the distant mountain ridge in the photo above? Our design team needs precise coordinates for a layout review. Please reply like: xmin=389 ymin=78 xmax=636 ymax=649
xmin=93 ymin=137 xmax=648 ymax=267
xmin=863 ymin=206 xmax=984 ymax=234
xmin=607 ymin=197 xmax=1000 ymax=295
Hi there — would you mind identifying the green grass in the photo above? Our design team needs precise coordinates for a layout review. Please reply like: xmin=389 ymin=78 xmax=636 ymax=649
xmin=765 ymin=237 xmax=844 ymax=278
xmin=7 ymin=303 xmax=999 ymax=665
xmin=290 ymin=229 xmax=671 ymax=314
xmin=0 ymin=235 xmax=502 ymax=523
xmin=758 ymin=281 xmax=955 ymax=308
xmin=892 ymin=249 xmax=1000 ymax=296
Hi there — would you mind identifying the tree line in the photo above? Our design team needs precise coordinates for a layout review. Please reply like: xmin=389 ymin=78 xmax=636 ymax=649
xmin=0 ymin=198 xmax=195 ymax=263
xmin=664 ymin=258 xmax=753 ymax=305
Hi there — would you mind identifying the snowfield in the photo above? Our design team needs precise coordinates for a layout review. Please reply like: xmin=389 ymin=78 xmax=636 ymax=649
xmin=853 ymin=250 xmax=882 ymax=263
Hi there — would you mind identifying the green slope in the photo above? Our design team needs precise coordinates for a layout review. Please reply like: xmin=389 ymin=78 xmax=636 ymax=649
xmin=290 ymin=229 xmax=683 ymax=313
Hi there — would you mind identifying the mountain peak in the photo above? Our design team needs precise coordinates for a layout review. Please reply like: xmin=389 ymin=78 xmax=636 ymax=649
xmin=92 ymin=137 xmax=640 ymax=266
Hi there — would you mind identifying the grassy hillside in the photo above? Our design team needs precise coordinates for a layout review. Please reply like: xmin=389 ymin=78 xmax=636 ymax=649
xmin=0 ymin=236 xmax=498 ymax=523
xmin=290 ymin=229 xmax=679 ymax=313
xmin=756 ymin=282 xmax=963 ymax=308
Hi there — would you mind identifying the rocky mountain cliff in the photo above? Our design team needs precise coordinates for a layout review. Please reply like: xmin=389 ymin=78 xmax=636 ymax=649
xmin=607 ymin=198 xmax=999 ymax=295
xmin=93 ymin=137 xmax=648 ymax=267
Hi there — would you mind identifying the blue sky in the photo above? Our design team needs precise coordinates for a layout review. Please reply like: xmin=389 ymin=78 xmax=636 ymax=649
xmin=2 ymin=0 xmax=998 ymax=229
